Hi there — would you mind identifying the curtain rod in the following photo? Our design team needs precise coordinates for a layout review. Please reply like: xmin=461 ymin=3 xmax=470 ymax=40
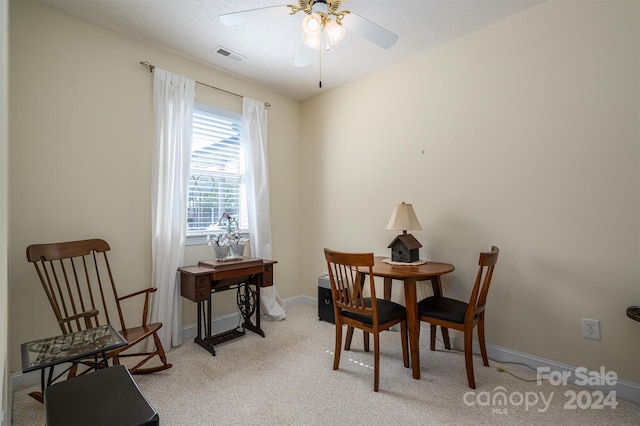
xmin=139 ymin=61 xmax=271 ymax=108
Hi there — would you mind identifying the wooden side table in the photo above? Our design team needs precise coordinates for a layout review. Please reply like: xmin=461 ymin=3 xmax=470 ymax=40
xmin=21 ymin=324 xmax=127 ymax=402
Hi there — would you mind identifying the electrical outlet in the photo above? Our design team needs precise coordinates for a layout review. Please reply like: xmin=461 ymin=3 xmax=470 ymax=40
xmin=582 ymin=318 xmax=601 ymax=340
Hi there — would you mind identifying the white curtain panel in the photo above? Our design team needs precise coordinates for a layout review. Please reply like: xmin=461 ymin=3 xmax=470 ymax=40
xmin=243 ymin=97 xmax=285 ymax=320
xmin=151 ymin=68 xmax=195 ymax=348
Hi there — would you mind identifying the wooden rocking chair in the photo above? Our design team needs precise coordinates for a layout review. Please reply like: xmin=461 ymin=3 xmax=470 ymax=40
xmin=26 ymin=238 xmax=172 ymax=394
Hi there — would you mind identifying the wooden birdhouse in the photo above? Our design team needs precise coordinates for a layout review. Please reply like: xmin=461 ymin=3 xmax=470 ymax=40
xmin=387 ymin=233 xmax=422 ymax=263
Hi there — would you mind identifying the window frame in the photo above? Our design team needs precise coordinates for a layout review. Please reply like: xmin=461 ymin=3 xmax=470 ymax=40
xmin=185 ymin=103 xmax=248 ymax=246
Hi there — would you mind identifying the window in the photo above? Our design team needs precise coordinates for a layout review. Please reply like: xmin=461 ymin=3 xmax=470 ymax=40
xmin=186 ymin=104 xmax=248 ymax=242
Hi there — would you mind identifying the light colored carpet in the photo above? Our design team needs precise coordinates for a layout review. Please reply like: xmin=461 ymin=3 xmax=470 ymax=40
xmin=12 ymin=304 xmax=640 ymax=425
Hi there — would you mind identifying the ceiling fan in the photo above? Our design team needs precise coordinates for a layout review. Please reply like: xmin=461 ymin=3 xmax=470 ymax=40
xmin=220 ymin=0 xmax=399 ymax=67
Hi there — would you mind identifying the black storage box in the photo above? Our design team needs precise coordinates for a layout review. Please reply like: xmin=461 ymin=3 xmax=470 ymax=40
xmin=45 ymin=365 xmax=158 ymax=426
xmin=318 ymin=274 xmax=335 ymax=323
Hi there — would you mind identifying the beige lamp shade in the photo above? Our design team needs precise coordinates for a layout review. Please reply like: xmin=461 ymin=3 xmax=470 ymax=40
xmin=386 ymin=202 xmax=422 ymax=232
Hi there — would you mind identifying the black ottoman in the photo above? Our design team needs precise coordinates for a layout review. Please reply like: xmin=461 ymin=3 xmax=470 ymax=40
xmin=44 ymin=365 xmax=159 ymax=426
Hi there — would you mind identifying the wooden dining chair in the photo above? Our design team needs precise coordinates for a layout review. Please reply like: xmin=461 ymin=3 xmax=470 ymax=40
xmin=417 ymin=246 xmax=499 ymax=389
xmin=324 ymin=248 xmax=409 ymax=392
xmin=26 ymin=239 xmax=172 ymax=383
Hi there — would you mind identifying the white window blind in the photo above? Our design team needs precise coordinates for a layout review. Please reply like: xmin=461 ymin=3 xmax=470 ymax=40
xmin=186 ymin=106 xmax=248 ymax=236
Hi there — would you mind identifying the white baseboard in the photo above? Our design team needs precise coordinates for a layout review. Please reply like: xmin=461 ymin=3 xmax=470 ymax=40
xmin=420 ymin=325 xmax=640 ymax=405
xmin=180 ymin=294 xmax=314 ymax=341
xmin=12 ymin=295 xmax=639 ymax=405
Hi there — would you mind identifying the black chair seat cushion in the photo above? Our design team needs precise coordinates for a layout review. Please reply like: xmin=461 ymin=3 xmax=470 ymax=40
xmin=341 ymin=298 xmax=406 ymax=325
xmin=418 ymin=296 xmax=468 ymax=324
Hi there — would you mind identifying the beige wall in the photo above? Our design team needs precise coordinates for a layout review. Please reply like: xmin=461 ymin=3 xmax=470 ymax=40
xmin=2 ymin=0 xmax=9 ymax=421
xmin=300 ymin=0 xmax=640 ymax=383
xmin=8 ymin=1 xmax=302 ymax=373
xmin=7 ymin=0 xmax=640 ymax=389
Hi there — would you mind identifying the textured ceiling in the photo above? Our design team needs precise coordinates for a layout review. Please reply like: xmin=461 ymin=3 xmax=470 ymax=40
xmin=37 ymin=0 xmax=544 ymax=101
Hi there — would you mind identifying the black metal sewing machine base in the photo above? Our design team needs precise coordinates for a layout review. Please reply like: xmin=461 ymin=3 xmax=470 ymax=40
xmin=195 ymin=327 xmax=247 ymax=356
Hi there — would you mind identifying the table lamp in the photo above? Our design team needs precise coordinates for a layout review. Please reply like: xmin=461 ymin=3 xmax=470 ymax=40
xmin=385 ymin=202 xmax=423 ymax=264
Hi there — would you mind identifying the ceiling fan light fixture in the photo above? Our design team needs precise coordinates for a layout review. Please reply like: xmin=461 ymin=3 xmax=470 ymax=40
xmin=303 ymin=34 xmax=322 ymax=50
xmin=311 ymin=1 xmax=329 ymax=15
xmin=302 ymin=13 xmax=323 ymax=37
xmin=324 ymin=18 xmax=345 ymax=45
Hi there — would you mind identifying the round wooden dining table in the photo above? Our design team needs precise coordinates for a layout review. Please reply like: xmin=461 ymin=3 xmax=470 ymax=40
xmin=358 ymin=257 xmax=455 ymax=380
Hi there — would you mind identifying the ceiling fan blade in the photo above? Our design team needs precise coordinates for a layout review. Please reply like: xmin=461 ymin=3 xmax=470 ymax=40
xmin=294 ymin=43 xmax=314 ymax=67
xmin=220 ymin=5 xmax=291 ymax=26
xmin=341 ymin=13 xmax=399 ymax=49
